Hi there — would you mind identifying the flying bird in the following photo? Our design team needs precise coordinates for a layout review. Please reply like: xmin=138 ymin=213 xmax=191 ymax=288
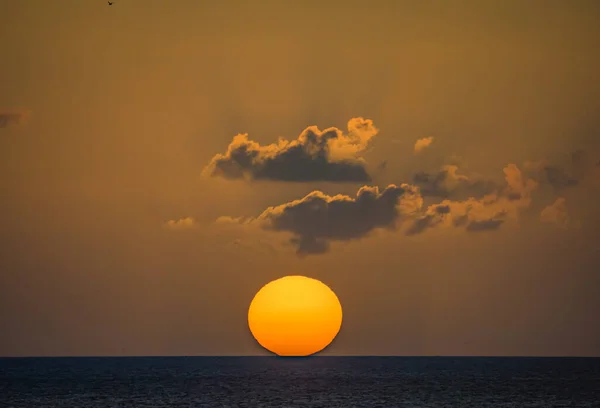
xmin=108 ymin=1 xmax=113 ymax=5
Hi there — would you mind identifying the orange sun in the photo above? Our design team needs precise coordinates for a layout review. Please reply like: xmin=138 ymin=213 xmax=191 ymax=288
xmin=248 ymin=275 xmax=343 ymax=357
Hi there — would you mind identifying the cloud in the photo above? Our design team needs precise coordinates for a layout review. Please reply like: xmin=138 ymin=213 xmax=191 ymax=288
xmin=404 ymin=203 xmax=451 ymax=235
xmin=503 ymin=163 xmax=538 ymax=204
xmin=203 ymin=117 xmax=378 ymax=182
xmin=405 ymin=195 xmax=507 ymax=235
xmin=164 ymin=217 xmax=196 ymax=229
xmin=414 ymin=137 xmax=434 ymax=153
xmin=255 ymin=184 xmax=421 ymax=255
xmin=523 ymin=148 xmax=600 ymax=191
xmin=214 ymin=216 xmax=251 ymax=225
xmin=0 ymin=111 xmax=27 ymax=128
xmin=215 ymin=163 xmax=544 ymax=255
xmin=405 ymin=164 xmax=537 ymax=235
xmin=217 ymin=168 xmax=525 ymax=254
xmin=540 ymin=197 xmax=573 ymax=228
xmin=211 ymin=134 xmax=594 ymax=254
xmin=465 ymin=218 xmax=505 ymax=232
xmin=543 ymin=166 xmax=579 ymax=189
xmin=412 ymin=165 xmax=498 ymax=200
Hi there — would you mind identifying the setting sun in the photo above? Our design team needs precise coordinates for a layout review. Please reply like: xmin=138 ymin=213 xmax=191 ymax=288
xmin=248 ymin=276 xmax=343 ymax=357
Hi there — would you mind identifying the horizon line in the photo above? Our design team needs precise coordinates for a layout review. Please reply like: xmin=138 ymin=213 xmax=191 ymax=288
xmin=2 ymin=355 xmax=599 ymax=359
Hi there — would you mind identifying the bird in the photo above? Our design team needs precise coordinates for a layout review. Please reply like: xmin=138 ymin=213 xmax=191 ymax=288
xmin=108 ymin=1 xmax=113 ymax=5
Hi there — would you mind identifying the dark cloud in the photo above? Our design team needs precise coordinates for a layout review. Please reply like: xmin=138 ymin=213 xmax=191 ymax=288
xmin=405 ymin=164 xmax=536 ymax=236
xmin=203 ymin=118 xmax=378 ymax=182
xmin=215 ymin=147 xmax=587 ymax=254
xmin=256 ymin=184 xmax=421 ymax=255
xmin=405 ymin=204 xmax=451 ymax=236
xmin=216 ymin=164 xmax=544 ymax=254
xmin=543 ymin=166 xmax=579 ymax=189
xmin=405 ymin=199 xmax=509 ymax=236
xmin=465 ymin=218 xmax=505 ymax=232
xmin=452 ymin=214 xmax=469 ymax=227
xmin=0 ymin=112 xmax=25 ymax=128
xmin=412 ymin=165 xmax=498 ymax=200
xmin=290 ymin=236 xmax=329 ymax=256
xmin=523 ymin=147 xmax=600 ymax=190
xmin=405 ymin=213 xmax=439 ymax=236
xmin=413 ymin=170 xmax=442 ymax=186
xmin=434 ymin=204 xmax=451 ymax=214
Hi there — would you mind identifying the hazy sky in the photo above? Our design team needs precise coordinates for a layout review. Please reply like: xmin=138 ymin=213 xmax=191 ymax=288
xmin=1 ymin=0 xmax=599 ymax=357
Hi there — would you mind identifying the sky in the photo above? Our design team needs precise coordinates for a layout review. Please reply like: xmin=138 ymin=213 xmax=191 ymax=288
xmin=1 ymin=0 xmax=599 ymax=357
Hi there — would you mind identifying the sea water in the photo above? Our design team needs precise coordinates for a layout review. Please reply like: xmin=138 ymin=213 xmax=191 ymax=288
xmin=1 ymin=356 xmax=599 ymax=407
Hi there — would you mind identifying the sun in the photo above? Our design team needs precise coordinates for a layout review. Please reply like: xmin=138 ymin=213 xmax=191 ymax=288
xmin=248 ymin=275 xmax=343 ymax=357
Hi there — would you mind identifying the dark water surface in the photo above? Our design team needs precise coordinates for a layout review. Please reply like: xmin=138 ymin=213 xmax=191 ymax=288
xmin=1 ymin=357 xmax=599 ymax=407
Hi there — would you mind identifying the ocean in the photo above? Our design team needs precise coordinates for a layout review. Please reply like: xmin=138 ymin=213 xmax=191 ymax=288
xmin=1 ymin=357 xmax=599 ymax=407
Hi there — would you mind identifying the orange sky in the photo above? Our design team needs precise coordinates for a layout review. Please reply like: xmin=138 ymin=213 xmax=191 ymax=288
xmin=1 ymin=0 xmax=599 ymax=356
